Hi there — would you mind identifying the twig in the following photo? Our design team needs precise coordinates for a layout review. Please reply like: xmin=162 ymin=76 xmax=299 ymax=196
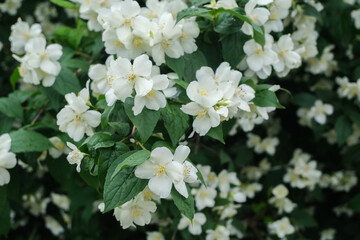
xmin=31 ymin=101 xmax=48 ymax=125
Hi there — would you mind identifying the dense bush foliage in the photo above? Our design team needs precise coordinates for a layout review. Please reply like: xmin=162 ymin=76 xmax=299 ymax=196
xmin=1 ymin=0 xmax=360 ymax=239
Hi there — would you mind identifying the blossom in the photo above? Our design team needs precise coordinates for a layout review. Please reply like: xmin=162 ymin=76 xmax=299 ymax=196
xmin=44 ymin=216 xmax=64 ymax=236
xmin=66 ymin=142 xmax=84 ymax=172
xmin=0 ymin=0 xmax=23 ymax=16
xmin=88 ymin=56 xmax=112 ymax=98
xmin=57 ymin=85 xmax=101 ymax=141
xmin=320 ymin=228 xmax=336 ymax=240
xmin=181 ymin=102 xmax=220 ymax=136
xmin=218 ymin=170 xmax=240 ymax=193
xmin=195 ymin=185 xmax=217 ymax=210
xmin=10 ymin=18 xmax=43 ymax=55
xmin=105 ymin=54 xmax=153 ymax=105
xmin=49 ymin=137 xmax=69 ymax=159
xmin=268 ymin=217 xmax=295 ymax=238
xmin=51 ymin=193 xmax=70 ymax=211
xmin=178 ymin=212 xmax=206 ymax=235
xmin=146 ymin=231 xmax=165 ymax=240
xmin=0 ymin=134 xmax=17 ymax=186
xmin=206 ymin=225 xmax=230 ymax=240
xmin=114 ymin=193 xmax=157 ymax=229
xmin=272 ymin=34 xmax=301 ymax=76
xmin=135 ymin=146 xmax=187 ymax=198
xmin=243 ymin=37 xmax=278 ymax=78
xmin=132 ymin=67 xmax=169 ymax=115
xmin=308 ymin=100 xmax=333 ymax=125
xmin=241 ymin=0 xmax=270 ymax=36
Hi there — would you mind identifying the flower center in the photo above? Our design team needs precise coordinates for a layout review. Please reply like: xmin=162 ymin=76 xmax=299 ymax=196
xmin=128 ymin=73 xmax=137 ymax=82
xmin=132 ymin=209 xmax=143 ymax=217
xmin=74 ymin=115 xmax=83 ymax=121
xmin=55 ymin=142 xmax=64 ymax=150
xmin=155 ymin=166 xmax=166 ymax=177
xmin=196 ymin=110 xmax=207 ymax=120
xmin=146 ymin=89 xmax=157 ymax=100
xmin=115 ymin=40 xmax=122 ymax=49
xmin=199 ymin=88 xmax=208 ymax=96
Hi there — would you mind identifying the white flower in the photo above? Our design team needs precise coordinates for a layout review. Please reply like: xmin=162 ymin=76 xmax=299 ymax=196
xmin=195 ymin=185 xmax=217 ymax=210
xmin=179 ymin=20 xmax=200 ymax=54
xmin=44 ymin=216 xmax=64 ymax=236
xmin=268 ymin=217 xmax=295 ymax=238
xmin=89 ymin=56 xmax=112 ymax=98
xmin=272 ymin=34 xmax=301 ymax=76
xmin=133 ymin=67 xmax=169 ymax=115
xmin=49 ymin=137 xmax=69 ymax=159
xmin=66 ymin=142 xmax=84 ymax=172
xmin=269 ymin=197 xmax=296 ymax=214
xmin=51 ymin=193 xmax=70 ymax=211
xmin=265 ymin=0 xmax=291 ymax=32
xmin=243 ymin=37 xmax=278 ymax=78
xmin=0 ymin=0 xmax=23 ymax=16
xmin=241 ymin=0 xmax=270 ymax=36
xmin=114 ymin=193 xmax=157 ymax=229
xmin=135 ymin=146 xmax=186 ymax=198
xmin=147 ymin=231 xmax=165 ymax=240
xmin=106 ymin=54 xmax=153 ymax=104
xmin=205 ymin=0 xmax=238 ymax=9
xmin=57 ymin=85 xmax=101 ymax=141
xmin=272 ymin=184 xmax=288 ymax=198
xmin=242 ymin=183 xmax=262 ymax=198
xmin=351 ymin=9 xmax=360 ymax=29
xmin=196 ymin=164 xmax=218 ymax=188
xmin=0 ymin=134 xmax=17 ymax=186
xmin=308 ymin=100 xmax=333 ymax=125
xmin=206 ymin=225 xmax=230 ymax=240
xmin=187 ymin=67 xmax=223 ymax=108
xmin=151 ymin=13 xmax=183 ymax=65
xmin=218 ymin=170 xmax=240 ymax=193
xmin=10 ymin=18 xmax=43 ymax=55
xmin=181 ymin=102 xmax=220 ymax=136
xmin=24 ymin=37 xmax=62 ymax=83
xmin=320 ymin=228 xmax=336 ymax=240
xmin=178 ymin=212 xmax=206 ymax=235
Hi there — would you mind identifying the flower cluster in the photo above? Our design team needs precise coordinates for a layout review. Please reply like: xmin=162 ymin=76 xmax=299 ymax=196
xmin=10 ymin=18 xmax=63 ymax=87
xmin=75 ymin=0 xmax=199 ymax=65
xmin=181 ymin=62 xmax=256 ymax=136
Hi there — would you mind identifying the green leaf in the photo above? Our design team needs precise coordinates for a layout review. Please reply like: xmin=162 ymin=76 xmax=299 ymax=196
xmin=292 ymin=92 xmax=317 ymax=108
xmin=171 ymin=185 xmax=194 ymax=220
xmin=0 ymin=186 xmax=6 ymax=213
xmin=0 ymin=201 xmax=10 ymax=237
xmin=101 ymin=103 xmax=116 ymax=128
xmin=160 ymin=103 xmax=189 ymax=146
xmin=214 ymin=12 xmax=242 ymax=34
xmin=10 ymin=67 xmax=21 ymax=90
xmin=303 ymin=3 xmax=323 ymax=25
xmin=54 ymin=26 xmax=83 ymax=49
xmin=220 ymin=149 xmax=231 ymax=164
xmin=98 ymin=143 xmax=130 ymax=186
xmin=221 ymin=31 xmax=248 ymax=68
xmin=124 ymin=98 xmax=160 ymax=143
xmin=173 ymin=79 xmax=189 ymax=89
xmin=166 ymin=55 xmax=185 ymax=80
xmin=183 ymin=51 xmax=208 ymax=82
xmin=111 ymin=150 xmax=150 ymax=179
xmin=348 ymin=194 xmax=360 ymax=212
xmin=207 ymin=124 xmax=225 ymax=144
xmin=0 ymin=95 xmax=23 ymax=119
xmin=218 ymin=8 xmax=265 ymax=47
xmin=290 ymin=209 xmax=317 ymax=228
xmin=253 ymin=89 xmax=284 ymax=109
xmin=52 ymin=67 xmax=81 ymax=95
xmin=103 ymin=156 xmax=148 ymax=212
xmin=50 ymin=0 xmax=77 ymax=8
xmin=85 ymin=132 xmax=115 ymax=151
xmin=176 ymin=8 xmax=210 ymax=23
xmin=9 ymin=129 xmax=53 ymax=153
xmin=335 ymin=116 xmax=352 ymax=146
xmin=344 ymin=105 xmax=360 ymax=128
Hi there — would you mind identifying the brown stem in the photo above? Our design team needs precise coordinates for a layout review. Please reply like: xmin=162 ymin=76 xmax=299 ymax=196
xmin=31 ymin=101 xmax=48 ymax=125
